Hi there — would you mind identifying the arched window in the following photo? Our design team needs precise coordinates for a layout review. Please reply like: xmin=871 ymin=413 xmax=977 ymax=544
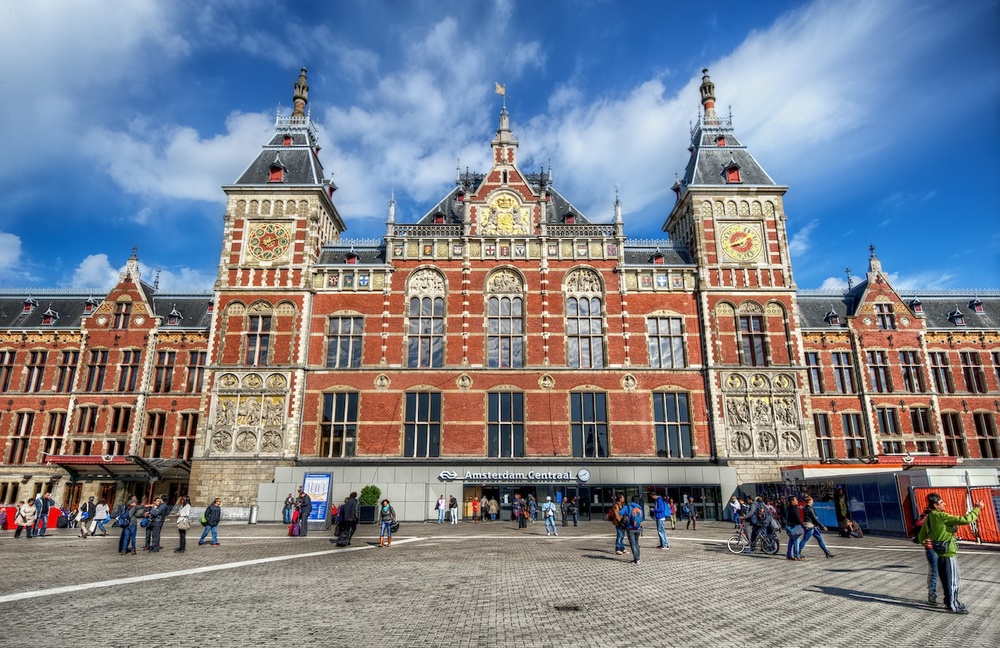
xmin=564 ymin=269 xmax=605 ymax=369
xmin=485 ymin=270 xmax=525 ymax=368
xmin=406 ymin=270 xmax=446 ymax=368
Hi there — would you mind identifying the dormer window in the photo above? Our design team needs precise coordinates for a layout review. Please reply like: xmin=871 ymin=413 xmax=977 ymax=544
xmin=970 ymin=299 xmax=984 ymax=314
xmin=724 ymin=157 xmax=741 ymax=183
xmin=824 ymin=310 xmax=840 ymax=326
xmin=41 ymin=307 xmax=58 ymax=325
xmin=948 ymin=309 xmax=965 ymax=326
xmin=345 ymin=253 xmax=358 ymax=264
xmin=268 ymin=165 xmax=284 ymax=182
xmin=22 ymin=298 xmax=37 ymax=314
xmin=652 ymin=252 xmax=665 ymax=265
xmin=84 ymin=297 xmax=98 ymax=314
xmin=433 ymin=213 xmax=444 ymax=224
xmin=563 ymin=213 xmax=575 ymax=225
xmin=282 ymin=135 xmax=292 ymax=146
xmin=206 ymin=301 xmax=214 ymax=314
xmin=910 ymin=298 xmax=923 ymax=316
xmin=167 ymin=306 xmax=182 ymax=326
xmin=716 ymin=136 xmax=726 ymax=147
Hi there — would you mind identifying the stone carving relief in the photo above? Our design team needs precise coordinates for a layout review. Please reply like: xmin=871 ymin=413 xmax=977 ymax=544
xmin=487 ymin=270 xmax=523 ymax=294
xmin=208 ymin=371 xmax=288 ymax=457
xmin=621 ymin=374 xmax=637 ymax=391
xmin=408 ymin=269 xmax=445 ymax=295
xmin=722 ymin=371 xmax=804 ymax=459
xmin=564 ymin=268 xmax=602 ymax=293
xmin=539 ymin=374 xmax=555 ymax=389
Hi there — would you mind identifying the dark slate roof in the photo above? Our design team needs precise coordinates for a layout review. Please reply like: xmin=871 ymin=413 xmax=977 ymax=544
xmin=621 ymin=243 xmax=693 ymax=266
xmin=317 ymin=243 xmax=388 ymax=265
xmin=412 ymin=184 xmax=591 ymax=225
xmin=0 ymin=292 xmax=212 ymax=331
xmin=680 ymin=118 xmax=776 ymax=187
xmin=233 ymin=117 xmax=326 ymax=186
xmin=797 ymin=285 xmax=1000 ymax=331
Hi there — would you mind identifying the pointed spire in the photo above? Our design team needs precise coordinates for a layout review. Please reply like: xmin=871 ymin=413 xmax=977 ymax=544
xmin=614 ymin=185 xmax=622 ymax=223
xmin=456 ymin=159 xmax=461 ymax=186
xmin=699 ymin=68 xmax=718 ymax=123
xmin=868 ymin=244 xmax=883 ymax=275
xmin=292 ymin=67 xmax=309 ymax=118
xmin=387 ymin=191 xmax=396 ymax=223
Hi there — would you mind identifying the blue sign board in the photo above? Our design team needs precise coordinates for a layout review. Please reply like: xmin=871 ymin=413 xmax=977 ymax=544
xmin=302 ymin=473 xmax=332 ymax=523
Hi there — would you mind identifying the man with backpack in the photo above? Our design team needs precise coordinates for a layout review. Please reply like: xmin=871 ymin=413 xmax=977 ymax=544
xmin=620 ymin=495 xmax=645 ymax=565
xmin=607 ymin=494 xmax=626 ymax=555
xmin=745 ymin=497 xmax=772 ymax=554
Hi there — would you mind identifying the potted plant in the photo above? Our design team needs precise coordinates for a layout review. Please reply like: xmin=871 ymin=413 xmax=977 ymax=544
xmin=358 ymin=485 xmax=381 ymax=524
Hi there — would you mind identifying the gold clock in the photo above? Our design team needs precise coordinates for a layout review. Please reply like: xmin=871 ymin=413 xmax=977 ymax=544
xmin=247 ymin=223 xmax=291 ymax=261
xmin=719 ymin=223 xmax=763 ymax=262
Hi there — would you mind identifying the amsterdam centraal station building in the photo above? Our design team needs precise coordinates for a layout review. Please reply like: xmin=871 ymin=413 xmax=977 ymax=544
xmin=2 ymin=70 xmax=998 ymax=524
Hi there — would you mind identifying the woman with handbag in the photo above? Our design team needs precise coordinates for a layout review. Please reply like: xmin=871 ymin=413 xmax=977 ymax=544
xmin=14 ymin=500 xmax=36 ymax=539
xmin=174 ymin=495 xmax=192 ymax=553
xmin=378 ymin=499 xmax=397 ymax=548
xmin=784 ymin=496 xmax=805 ymax=561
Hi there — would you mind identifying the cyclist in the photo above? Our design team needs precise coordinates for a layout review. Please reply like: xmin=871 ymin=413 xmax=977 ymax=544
xmin=745 ymin=496 xmax=772 ymax=553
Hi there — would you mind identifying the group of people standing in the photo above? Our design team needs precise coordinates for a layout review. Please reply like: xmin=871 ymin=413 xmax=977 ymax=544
xmin=112 ymin=494 xmax=222 ymax=555
xmin=8 ymin=491 xmax=55 ymax=539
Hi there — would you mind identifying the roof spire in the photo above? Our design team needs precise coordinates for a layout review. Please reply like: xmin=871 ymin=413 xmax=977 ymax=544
xmin=699 ymin=68 xmax=718 ymax=123
xmin=387 ymin=191 xmax=396 ymax=224
xmin=614 ymin=185 xmax=622 ymax=223
xmin=868 ymin=244 xmax=883 ymax=275
xmin=291 ymin=67 xmax=309 ymax=118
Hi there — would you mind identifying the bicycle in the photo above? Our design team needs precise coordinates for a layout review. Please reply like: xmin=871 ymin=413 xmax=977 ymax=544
xmin=727 ymin=522 xmax=780 ymax=555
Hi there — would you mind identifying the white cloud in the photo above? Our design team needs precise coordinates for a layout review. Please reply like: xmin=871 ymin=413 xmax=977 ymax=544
xmin=68 ymin=254 xmax=121 ymax=290
xmin=0 ymin=232 xmax=21 ymax=271
xmin=65 ymin=254 xmax=215 ymax=293
xmin=882 ymin=271 xmax=956 ymax=293
xmin=788 ymin=220 xmax=819 ymax=257
xmin=818 ymin=276 xmax=849 ymax=292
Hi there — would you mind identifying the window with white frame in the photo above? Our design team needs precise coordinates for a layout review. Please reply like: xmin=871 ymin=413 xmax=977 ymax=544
xmin=320 ymin=392 xmax=358 ymax=458
xmin=487 ymin=392 xmax=524 ymax=457
xmin=564 ymin=268 xmax=605 ymax=369
xmin=326 ymin=317 xmax=364 ymax=368
xmin=647 ymin=317 xmax=685 ymax=368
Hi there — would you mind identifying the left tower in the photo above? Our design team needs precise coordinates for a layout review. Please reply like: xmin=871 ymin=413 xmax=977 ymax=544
xmin=190 ymin=69 xmax=345 ymax=508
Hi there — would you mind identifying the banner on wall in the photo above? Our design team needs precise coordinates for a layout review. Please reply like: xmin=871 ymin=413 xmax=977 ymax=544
xmin=302 ymin=473 xmax=332 ymax=523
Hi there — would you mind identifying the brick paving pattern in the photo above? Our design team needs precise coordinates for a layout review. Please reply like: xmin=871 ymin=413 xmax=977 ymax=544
xmin=2 ymin=520 xmax=998 ymax=647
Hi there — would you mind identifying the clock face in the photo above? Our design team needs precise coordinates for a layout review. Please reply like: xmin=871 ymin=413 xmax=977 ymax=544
xmin=247 ymin=223 xmax=291 ymax=262
xmin=719 ymin=223 xmax=763 ymax=262
xmin=577 ymin=469 xmax=591 ymax=483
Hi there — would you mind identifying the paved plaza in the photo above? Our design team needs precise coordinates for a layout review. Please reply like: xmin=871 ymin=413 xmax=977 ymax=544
xmin=1 ymin=519 xmax=998 ymax=647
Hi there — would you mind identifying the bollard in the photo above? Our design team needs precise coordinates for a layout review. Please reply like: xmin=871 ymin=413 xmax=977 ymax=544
xmin=248 ymin=504 xmax=258 ymax=524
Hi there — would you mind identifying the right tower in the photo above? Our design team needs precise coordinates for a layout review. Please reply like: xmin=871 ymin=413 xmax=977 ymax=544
xmin=665 ymin=69 xmax=812 ymax=481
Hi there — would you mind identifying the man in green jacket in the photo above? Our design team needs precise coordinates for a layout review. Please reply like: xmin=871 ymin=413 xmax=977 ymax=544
xmin=915 ymin=493 xmax=984 ymax=614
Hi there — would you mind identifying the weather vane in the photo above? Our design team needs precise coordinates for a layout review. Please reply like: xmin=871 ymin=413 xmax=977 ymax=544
xmin=495 ymin=82 xmax=508 ymax=108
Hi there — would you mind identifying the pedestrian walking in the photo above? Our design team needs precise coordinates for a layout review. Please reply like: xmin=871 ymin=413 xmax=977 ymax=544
xmin=608 ymin=494 xmax=626 ymax=555
xmin=92 ymin=498 xmax=111 ymax=536
xmin=119 ymin=497 xmax=139 ymax=555
xmin=568 ymin=496 xmax=579 ymax=526
xmin=784 ymin=496 xmax=804 ymax=561
xmin=480 ymin=495 xmax=489 ymax=522
xmin=513 ymin=494 xmax=527 ymax=530
xmin=729 ymin=496 xmax=742 ymax=528
xmin=32 ymin=492 xmax=53 ymax=537
xmin=651 ymin=493 xmax=670 ymax=549
xmin=14 ymin=500 xmax=36 ymax=539
xmin=527 ymin=494 xmax=538 ymax=523
xmin=436 ymin=495 xmax=446 ymax=524
xmin=620 ymin=496 xmax=644 ymax=565
xmin=77 ymin=496 xmax=96 ymax=538
xmin=488 ymin=497 xmax=499 ymax=522
xmin=542 ymin=496 xmax=558 ymax=536
xmin=915 ymin=493 xmax=985 ymax=614
xmin=198 ymin=498 xmax=223 ymax=546
xmin=449 ymin=495 xmax=459 ymax=524
xmin=174 ymin=495 xmax=191 ymax=553
xmin=378 ymin=499 xmax=397 ymax=548
xmin=798 ymin=495 xmax=833 ymax=558
xmin=683 ymin=498 xmax=698 ymax=531
xmin=667 ymin=498 xmax=676 ymax=530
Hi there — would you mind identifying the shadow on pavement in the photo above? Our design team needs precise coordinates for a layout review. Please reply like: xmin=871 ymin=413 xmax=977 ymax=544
xmin=809 ymin=585 xmax=943 ymax=611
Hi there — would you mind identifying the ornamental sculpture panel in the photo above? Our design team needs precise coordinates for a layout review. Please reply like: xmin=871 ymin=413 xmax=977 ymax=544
xmin=722 ymin=370 xmax=805 ymax=459
xmin=408 ymin=269 xmax=445 ymax=295
xmin=207 ymin=371 xmax=289 ymax=457
xmin=487 ymin=270 xmax=523 ymax=293
xmin=564 ymin=268 xmax=602 ymax=293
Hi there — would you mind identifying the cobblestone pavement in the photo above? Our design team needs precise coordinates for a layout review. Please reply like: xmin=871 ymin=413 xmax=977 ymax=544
xmin=2 ymin=519 xmax=998 ymax=647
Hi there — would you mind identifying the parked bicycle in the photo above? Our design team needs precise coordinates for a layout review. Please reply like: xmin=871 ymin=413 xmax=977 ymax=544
xmin=727 ymin=521 xmax=779 ymax=555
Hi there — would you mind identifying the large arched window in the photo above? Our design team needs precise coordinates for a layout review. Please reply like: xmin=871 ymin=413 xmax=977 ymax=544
xmin=485 ymin=270 xmax=524 ymax=368
xmin=406 ymin=269 xmax=446 ymax=368
xmin=564 ymin=268 xmax=605 ymax=369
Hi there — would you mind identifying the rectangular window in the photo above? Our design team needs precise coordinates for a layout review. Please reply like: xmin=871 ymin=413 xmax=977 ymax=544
xmin=85 ymin=350 xmax=108 ymax=392
xmin=153 ymin=351 xmax=175 ymax=393
xmin=567 ymin=297 xmax=605 ymax=369
xmin=185 ymin=352 xmax=207 ymax=393
xmin=56 ymin=351 xmax=79 ymax=393
xmin=176 ymin=413 xmax=198 ymax=461
xmin=899 ymin=351 xmax=925 ymax=393
xmin=75 ymin=406 xmax=98 ymax=435
xmin=326 ymin=317 xmax=363 ymax=368
xmin=842 ymin=413 xmax=867 ymax=459
xmin=738 ymin=315 xmax=767 ymax=367
xmin=806 ymin=352 xmax=823 ymax=394
xmin=942 ymin=413 xmax=968 ymax=458
xmin=42 ymin=412 xmax=66 ymax=456
xmin=403 ymin=392 xmax=441 ymax=457
xmin=118 ymin=349 xmax=141 ymax=392
xmin=487 ymin=392 xmax=525 ymax=457
xmin=876 ymin=407 xmax=900 ymax=436
xmin=407 ymin=298 xmax=444 ymax=368
xmin=960 ymin=352 xmax=987 ymax=394
xmin=110 ymin=406 xmax=132 ymax=436
xmin=6 ymin=412 xmax=34 ymax=464
xmin=973 ymin=412 xmax=999 ymax=459
xmin=910 ymin=407 xmax=934 ymax=435
xmin=113 ymin=302 xmax=131 ymax=329
xmin=143 ymin=412 xmax=167 ymax=458
xmin=832 ymin=352 xmax=856 ymax=394
xmin=0 ymin=350 xmax=15 ymax=391
xmin=814 ymin=413 xmax=833 ymax=460
xmin=320 ymin=392 xmax=358 ymax=458
xmin=867 ymin=351 xmax=892 ymax=393
xmin=104 ymin=438 xmax=127 ymax=456
xmin=929 ymin=352 xmax=953 ymax=394
xmin=570 ymin=392 xmax=609 ymax=458
xmin=652 ymin=392 xmax=693 ymax=458
xmin=646 ymin=317 xmax=685 ymax=368
xmin=875 ymin=303 xmax=896 ymax=330
xmin=487 ymin=297 xmax=524 ymax=369
xmin=993 ymin=352 xmax=1000 ymax=390
xmin=25 ymin=350 xmax=47 ymax=393
xmin=71 ymin=440 xmax=93 ymax=455
xmin=245 ymin=316 xmax=271 ymax=366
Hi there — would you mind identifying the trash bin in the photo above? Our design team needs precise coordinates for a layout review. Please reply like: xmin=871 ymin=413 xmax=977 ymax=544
xmin=248 ymin=504 xmax=258 ymax=524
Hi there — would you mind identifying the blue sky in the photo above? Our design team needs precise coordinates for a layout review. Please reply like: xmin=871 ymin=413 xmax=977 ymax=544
xmin=1 ymin=0 xmax=998 ymax=293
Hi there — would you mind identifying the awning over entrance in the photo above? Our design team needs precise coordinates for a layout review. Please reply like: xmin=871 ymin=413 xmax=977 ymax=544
xmin=782 ymin=455 xmax=961 ymax=481
xmin=43 ymin=454 xmax=191 ymax=482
